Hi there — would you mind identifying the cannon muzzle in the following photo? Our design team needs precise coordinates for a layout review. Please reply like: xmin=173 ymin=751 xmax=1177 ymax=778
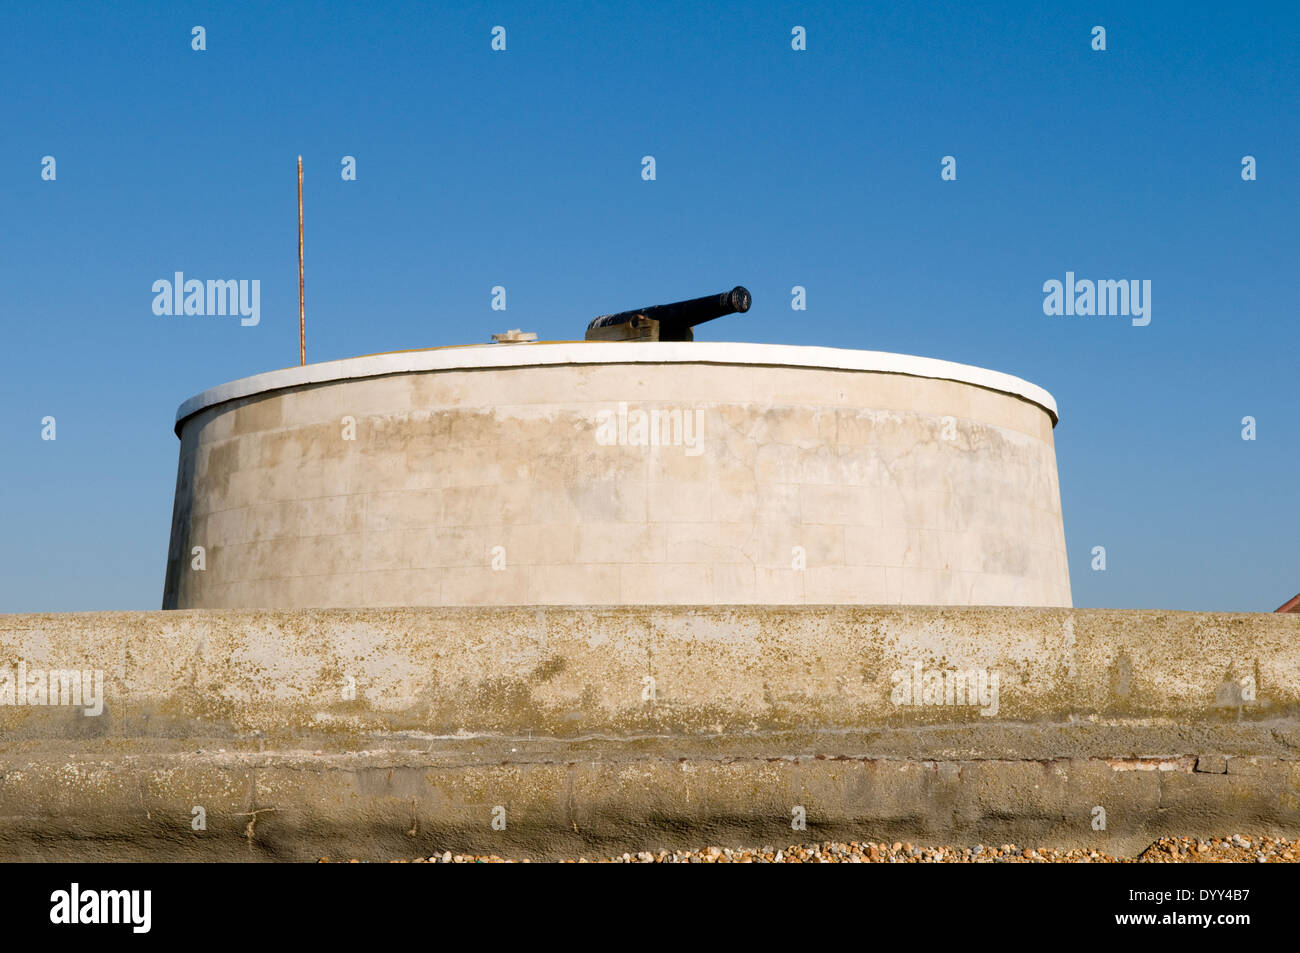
xmin=586 ymin=286 xmax=751 ymax=342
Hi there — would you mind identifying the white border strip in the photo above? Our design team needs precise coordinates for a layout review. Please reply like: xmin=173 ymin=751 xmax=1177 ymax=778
xmin=175 ymin=341 xmax=1058 ymax=433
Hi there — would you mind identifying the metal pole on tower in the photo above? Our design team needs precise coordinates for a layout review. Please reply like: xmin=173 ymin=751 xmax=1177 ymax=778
xmin=298 ymin=155 xmax=306 ymax=366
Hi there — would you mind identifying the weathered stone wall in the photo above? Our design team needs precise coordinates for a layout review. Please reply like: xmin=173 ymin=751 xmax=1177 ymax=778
xmin=1 ymin=606 xmax=1295 ymax=860
xmin=164 ymin=345 xmax=1071 ymax=609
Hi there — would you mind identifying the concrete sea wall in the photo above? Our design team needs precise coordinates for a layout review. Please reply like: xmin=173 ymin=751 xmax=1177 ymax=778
xmin=0 ymin=606 xmax=1295 ymax=860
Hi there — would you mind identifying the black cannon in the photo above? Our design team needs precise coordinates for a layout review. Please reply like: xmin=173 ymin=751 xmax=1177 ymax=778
xmin=585 ymin=286 xmax=751 ymax=342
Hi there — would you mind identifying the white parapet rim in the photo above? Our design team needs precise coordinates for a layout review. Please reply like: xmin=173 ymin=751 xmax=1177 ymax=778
xmin=174 ymin=341 xmax=1059 ymax=434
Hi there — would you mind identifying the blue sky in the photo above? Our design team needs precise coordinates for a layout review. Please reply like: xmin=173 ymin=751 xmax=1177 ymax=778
xmin=2 ymin=1 xmax=1296 ymax=611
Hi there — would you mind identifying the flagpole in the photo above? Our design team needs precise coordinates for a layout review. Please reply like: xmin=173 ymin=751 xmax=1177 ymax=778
xmin=298 ymin=155 xmax=306 ymax=366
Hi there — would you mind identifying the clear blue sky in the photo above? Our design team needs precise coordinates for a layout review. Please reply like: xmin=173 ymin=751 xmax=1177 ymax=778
xmin=3 ymin=1 xmax=1296 ymax=612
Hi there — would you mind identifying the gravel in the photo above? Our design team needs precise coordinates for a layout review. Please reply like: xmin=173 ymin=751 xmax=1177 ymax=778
xmin=325 ymin=835 xmax=1300 ymax=863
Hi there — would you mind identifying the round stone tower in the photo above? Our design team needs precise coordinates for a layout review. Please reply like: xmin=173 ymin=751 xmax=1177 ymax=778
xmin=163 ymin=342 xmax=1070 ymax=609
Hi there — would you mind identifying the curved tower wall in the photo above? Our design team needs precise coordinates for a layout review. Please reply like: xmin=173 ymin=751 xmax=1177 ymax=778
xmin=164 ymin=343 xmax=1071 ymax=608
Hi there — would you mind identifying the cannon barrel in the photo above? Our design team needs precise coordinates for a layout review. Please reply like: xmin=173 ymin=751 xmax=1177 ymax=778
xmin=586 ymin=286 xmax=751 ymax=342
